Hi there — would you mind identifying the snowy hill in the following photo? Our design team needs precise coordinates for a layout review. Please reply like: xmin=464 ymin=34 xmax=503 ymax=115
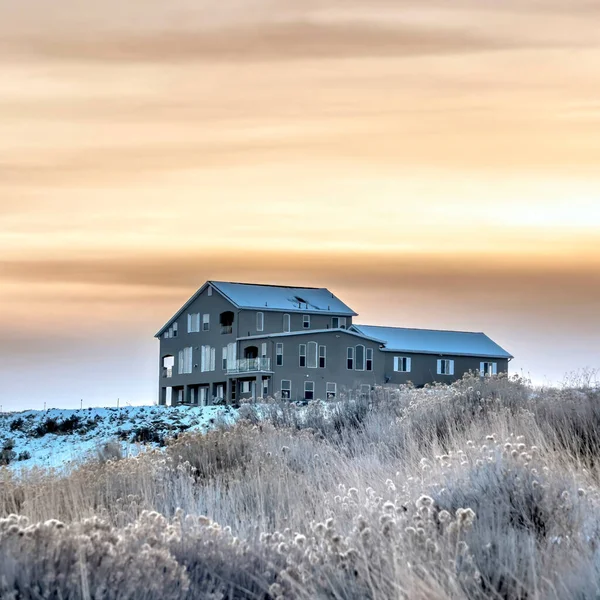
xmin=0 ymin=405 xmax=238 ymax=472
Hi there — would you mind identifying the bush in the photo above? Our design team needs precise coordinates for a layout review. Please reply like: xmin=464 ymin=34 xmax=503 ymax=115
xmin=9 ymin=418 xmax=24 ymax=433
xmin=0 ymin=439 xmax=16 ymax=466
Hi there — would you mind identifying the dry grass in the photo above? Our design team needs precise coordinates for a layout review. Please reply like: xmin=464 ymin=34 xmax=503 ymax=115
xmin=2 ymin=373 xmax=600 ymax=599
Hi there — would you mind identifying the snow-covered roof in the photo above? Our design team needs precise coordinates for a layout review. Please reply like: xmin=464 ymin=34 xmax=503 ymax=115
xmin=211 ymin=281 xmax=357 ymax=315
xmin=351 ymin=325 xmax=513 ymax=359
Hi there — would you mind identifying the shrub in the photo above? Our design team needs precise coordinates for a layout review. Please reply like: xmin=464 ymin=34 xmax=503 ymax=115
xmin=0 ymin=439 xmax=16 ymax=466
xmin=9 ymin=418 xmax=24 ymax=433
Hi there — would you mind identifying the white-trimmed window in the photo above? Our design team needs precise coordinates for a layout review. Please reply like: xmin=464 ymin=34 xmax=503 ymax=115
xmin=480 ymin=361 xmax=498 ymax=376
xmin=188 ymin=313 xmax=201 ymax=333
xmin=276 ymin=343 xmax=283 ymax=366
xmin=257 ymin=312 xmax=264 ymax=332
xmin=262 ymin=378 xmax=269 ymax=398
xmin=355 ymin=345 xmax=365 ymax=371
xmin=222 ymin=347 xmax=227 ymax=371
xmin=303 ymin=315 xmax=310 ymax=329
xmin=307 ymin=341 xmax=318 ymax=368
xmin=201 ymin=346 xmax=216 ymax=372
xmin=319 ymin=345 xmax=326 ymax=368
xmin=347 ymin=347 xmax=354 ymax=370
xmin=326 ymin=382 xmax=337 ymax=399
xmin=394 ymin=357 xmax=412 ymax=372
xmin=437 ymin=359 xmax=455 ymax=376
xmin=168 ymin=327 xmax=173 ymax=338
xmin=202 ymin=314 xmax=210 ymax=331
xmin=178 ymin=347 xmax=193 ymax=374
xmin=164 ymin=331 xmax=169 ymax=339
xmin=216 ymin=384 xmax=224 ymax=400
xmin=227 ymin=342 xmax=237 ymax=369
xmin=172 ymin=322 xmax=178 ymax=337
xmin=241 ymin=381 xmax=251 ymax=394
xmin=332 ymin=317 xmax=347 ymax=329
xmin=283 ymin=313 xmax=291 ymax=333
xmin=366 ymin=348 xmax=373 ymax=371
xmin=261 ymin=342 xmax=267 ymax=358
xmin=304 ymin=381 xmax=314 ymax=400
xmin=281 ymin=380 xmax=291 ymax=399
xmin=299 ymin=344 xmax=307 ymax=367
xmin=207 ymin=286 xmax=213 ymax=296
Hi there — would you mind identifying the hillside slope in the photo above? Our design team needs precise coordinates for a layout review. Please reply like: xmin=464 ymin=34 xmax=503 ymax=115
xmin=0 ymin=405 xmax=237 ymax=471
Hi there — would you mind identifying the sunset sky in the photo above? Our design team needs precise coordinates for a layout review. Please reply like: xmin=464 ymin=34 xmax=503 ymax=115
xmin=1 ymin=0 xmax=599 ymax=411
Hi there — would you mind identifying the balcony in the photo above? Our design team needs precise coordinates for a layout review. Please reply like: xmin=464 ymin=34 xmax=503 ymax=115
xmin=227 ymin=358 xmax=272 ymax=375
xmin=220 ymin=325 xmax=233 ymax=335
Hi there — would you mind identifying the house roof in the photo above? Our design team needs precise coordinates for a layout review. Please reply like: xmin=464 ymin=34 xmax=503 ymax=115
xmin=211 ymin=281 xmax=357 ymax=316
xmin=351 ymin=324 xmax=513 ymax=359
xmin=155 ymin=280 xmax=357 ymax=337
xmin=236 ymin=328 xmax=385 ymax=344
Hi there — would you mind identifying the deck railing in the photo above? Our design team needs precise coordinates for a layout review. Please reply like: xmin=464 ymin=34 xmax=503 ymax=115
xmin=227 ymin=358 xmax=271 ymax=374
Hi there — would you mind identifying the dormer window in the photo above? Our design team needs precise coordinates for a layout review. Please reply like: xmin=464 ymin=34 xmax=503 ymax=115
xmin=332 ymin=317 xmax=346 ymax=329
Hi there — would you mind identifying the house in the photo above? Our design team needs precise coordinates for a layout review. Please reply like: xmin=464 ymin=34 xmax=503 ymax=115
xmin=156 ymin=281 xmax=513 ymax=405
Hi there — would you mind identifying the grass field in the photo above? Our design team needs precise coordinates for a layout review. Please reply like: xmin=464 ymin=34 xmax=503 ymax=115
xmin=2 ymin=372 xmax=600 ymax=599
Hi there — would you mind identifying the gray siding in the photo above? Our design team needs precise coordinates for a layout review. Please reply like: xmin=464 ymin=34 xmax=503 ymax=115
xmin=383 ymin=353 xmax=510 ymax=387
xmin=238 ymin=330 xmax=383 ymax=401
xmin=158 ymin=286 xmax=237 ymax=404
xmin=237 ymin=310 xmax=352 ymax=338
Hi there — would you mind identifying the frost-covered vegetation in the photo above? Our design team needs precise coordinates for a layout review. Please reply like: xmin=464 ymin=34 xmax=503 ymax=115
xmin=2 ymin=372 xmax=600 ymax=599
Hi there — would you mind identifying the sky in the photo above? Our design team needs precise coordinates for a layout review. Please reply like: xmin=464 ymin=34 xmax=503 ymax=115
xmin=1 ymin=0 xmax=599 ymax=411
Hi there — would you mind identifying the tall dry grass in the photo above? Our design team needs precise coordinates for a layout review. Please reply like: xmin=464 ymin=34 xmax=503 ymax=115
xmin=2 ymin=373 xmax=600 ymax=599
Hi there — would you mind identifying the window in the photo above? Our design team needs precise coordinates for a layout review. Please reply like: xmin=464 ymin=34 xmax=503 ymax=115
xmin=202 ymin=314 xmax=210 ymax=331
xmin=178 ymin=347 xmax=193 ymax=374
xmin=281 ymin=380 xmax=291 ymax=399
xmin=227 ymin=343 xmax=237 ymax=370
xmin=257 ymin=312 xmax=264 ymax=332
xmin=326 ymin=382 xmax=337 ymax=399
xmin=307 ymin=342 xmax=318 ymax=368
xmin=199 ymin=387 xmax=208 ymax=406
xmin=261 ymin=342 xmax=267 ymax=358
xmin=332 ymin=317 xmax=347 ymax=329
xmin=230 ymin=380 xmax=236 ymax=402
xmin=241 ymin=381 xmax=251 ymax=394
xmin=437 ymin=359 xmax=455 ymax=375
xmin=215 ymin=384 xmax=224 ymax=400
xmin=262 ymin=378 xmax=269 ymax=398
xmin=168 ymin=327 xmax=173 ymax=338
xmin=366 ymin=348 xmax=373 ymax=371
xmin=201 ymin=346 xmax=216 ymax=372
xmin=347 ymin=347 xmax=354 ymax=370
xmin=304 ymin=381 xmax=314 ymax=400
xmin=303 ymin=315 xmax=310 ymax=329
xmin=319 ymin=345 xmax=326 ymax=368
xmin=283 ymin=313 xmax=291 ymax=333
xmin=480 ymin=361 xmax=497 ymax=376
xmin=299 ymin=344 xmax=306 ymax=367
xmin=207 ymin=286 xmax=213 ymax=296
xmin=394 ymin=357 xmax=412 ymax=372
xmin=355 ymin=345 xmax=365 ymax=371
xmin=276 ymin=343 xmax=283 ymax=366
xmin=164 ymin=331 xmax=169 ymax=339
xmin=188 ymin=313 xmax=201 ymax=333
xmin=222 ymin=347 xmax=227 ymax=371
xmin=172 ymin=323 xmax=178 ymax=337
xmin=219 ymin=311 xmax=234 ymax=335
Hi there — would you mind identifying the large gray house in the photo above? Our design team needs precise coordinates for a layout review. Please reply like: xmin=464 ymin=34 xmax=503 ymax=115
xmin=156 ymin=281 xmax=513 ymax=405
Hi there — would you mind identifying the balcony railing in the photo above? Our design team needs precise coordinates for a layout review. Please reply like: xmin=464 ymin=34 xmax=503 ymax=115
xmin=220 ymin=325 xmax=233 ymax=335
xmin=162 ymin=367 xmax=173 ymax=378
xmin=227 ymin=358 xmax=271 ymax=374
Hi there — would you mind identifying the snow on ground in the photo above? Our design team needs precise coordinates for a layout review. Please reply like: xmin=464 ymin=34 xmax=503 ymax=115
xmin=0 ymin=405 xmax=238 ymax=473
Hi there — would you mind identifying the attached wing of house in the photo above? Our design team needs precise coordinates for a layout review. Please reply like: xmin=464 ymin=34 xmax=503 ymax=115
xmin=350 ymin=324 xmax=513 ymax=359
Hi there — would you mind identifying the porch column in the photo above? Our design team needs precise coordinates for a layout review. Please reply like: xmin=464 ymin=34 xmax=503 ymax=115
xmin=184 ymin=384 xmax=190 ymax=405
